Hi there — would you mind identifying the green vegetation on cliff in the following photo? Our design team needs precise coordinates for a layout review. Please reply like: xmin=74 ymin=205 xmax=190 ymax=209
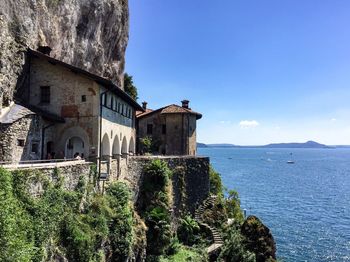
xmin=0 ymin=161 xmax=276 ymax=262
xmin=137 ymin=159 xmax=173 ymax=260
xmin=207 ymin=166 xmax=276 ymax=262
xmin=0 ymin=167 xmax=143 ymax=262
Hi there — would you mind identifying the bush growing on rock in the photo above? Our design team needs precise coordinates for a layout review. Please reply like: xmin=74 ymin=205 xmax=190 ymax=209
xmin=241 ymin=216 xmax=277 ymax=262
xmin=137 ymin=159 xmax=173 ymax=259
xmin=0 ymin=167 xmax=139 ymax=261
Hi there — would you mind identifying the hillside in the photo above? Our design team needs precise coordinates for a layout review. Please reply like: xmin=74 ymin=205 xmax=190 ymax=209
xmin=198 ymin=140 xmax=332 ymax=149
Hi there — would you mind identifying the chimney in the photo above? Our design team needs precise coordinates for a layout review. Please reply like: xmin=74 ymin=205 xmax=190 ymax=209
xmin=142 ymin=101 xmax=147 ymax=110
xmin=181 ymin=99 xmax=189 ymax=109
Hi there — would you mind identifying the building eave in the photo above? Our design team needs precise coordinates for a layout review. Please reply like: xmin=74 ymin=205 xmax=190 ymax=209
xmin=28 ymin=49 xmax=144 ymax=112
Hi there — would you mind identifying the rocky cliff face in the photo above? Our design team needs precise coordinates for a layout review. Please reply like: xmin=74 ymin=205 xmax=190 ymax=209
xmin=0 ymin=0 xmax=129 ymax=107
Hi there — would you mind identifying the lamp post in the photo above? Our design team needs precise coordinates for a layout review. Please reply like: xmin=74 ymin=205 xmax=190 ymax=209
xmin=98 ymin=90 xmax=109 ymax=181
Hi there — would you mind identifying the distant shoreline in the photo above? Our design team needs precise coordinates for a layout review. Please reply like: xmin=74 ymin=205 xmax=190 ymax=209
xmin=197 ymin=141 xmax=350 ymax=149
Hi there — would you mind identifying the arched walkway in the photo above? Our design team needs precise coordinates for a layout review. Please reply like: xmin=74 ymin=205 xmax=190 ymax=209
xmin=101 ymin=133 xmax=111 ymax=159
xmin=129 ymin=137 xmax=135 ymax=155
xmin=60 ymin=126 xmax=90 ymax=159
xmin=66 ymin=137 xmax=85 ymax=159
xmin=121 ymin=136 xmax=128 ymax=155
xmin=112 ymin=135 xmax=120 ymax=158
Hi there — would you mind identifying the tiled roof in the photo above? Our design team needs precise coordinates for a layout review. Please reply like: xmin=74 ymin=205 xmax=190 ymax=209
xmin=136 ymin=108 xmax=153 ymax=117
xmin=0 ymin=103 xmax=35 ymax=124
xmin=136 ymin=104 xmax=202 ymax=120
xmin=0 ymin=103 xmax=65 ymax=124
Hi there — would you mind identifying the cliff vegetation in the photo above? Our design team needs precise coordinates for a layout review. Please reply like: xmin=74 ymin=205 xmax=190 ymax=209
xmin=0 ymin=160 xmax=276 ymax=262
xmin=0 ymin=166 xmax=145 ymax=262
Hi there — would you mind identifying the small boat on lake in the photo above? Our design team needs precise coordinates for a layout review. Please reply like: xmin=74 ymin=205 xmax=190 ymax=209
xmin=287 ymin=153 xmax=295 ymax=164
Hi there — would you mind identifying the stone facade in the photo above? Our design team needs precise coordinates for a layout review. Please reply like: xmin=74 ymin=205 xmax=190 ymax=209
xmin=119 ymin=156 xmax=210 ymax=215
xmin=12 ymin=162 xmax=93 ymax=197
xmin=0 ymin=0 xmax=129 ymax=109
xmin=0 ymin=50 xmax=142 ymax=165
xmin=0 ymin=114 xmax=45 ymax=163
xmin=136 ymin=101 xmax=201 ymax=156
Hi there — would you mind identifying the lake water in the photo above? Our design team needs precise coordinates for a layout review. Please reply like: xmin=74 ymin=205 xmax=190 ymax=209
xmin=198 ymin=148 xmax=350 ymax=262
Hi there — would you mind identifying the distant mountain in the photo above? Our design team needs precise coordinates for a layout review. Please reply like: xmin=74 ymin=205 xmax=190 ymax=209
xmin=197 ymin=141 xmax=333 ymax=149
xmin=205 ymin=143 xmax=237 ymax=148
xmin=261 ymin=141 xmax=332 ymax=149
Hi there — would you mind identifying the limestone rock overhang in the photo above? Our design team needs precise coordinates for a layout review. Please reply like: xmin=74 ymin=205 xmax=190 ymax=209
xmin=28 ymin=49 xmax=144 ymax=112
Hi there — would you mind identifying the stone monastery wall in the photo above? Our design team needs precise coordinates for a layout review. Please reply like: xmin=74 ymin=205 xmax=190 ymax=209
xmin=119 ymin=156 xmax=210 ymax=215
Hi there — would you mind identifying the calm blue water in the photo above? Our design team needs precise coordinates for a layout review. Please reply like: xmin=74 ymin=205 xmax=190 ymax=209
xmin=198 ymin=148 xmax=350 ymax=262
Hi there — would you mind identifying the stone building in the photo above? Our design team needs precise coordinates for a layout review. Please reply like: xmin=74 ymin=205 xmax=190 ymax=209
xmin=136 ymin=100 xmax=202 ymax=156
xmin=0 ymin=49 xmax=143 ymax=165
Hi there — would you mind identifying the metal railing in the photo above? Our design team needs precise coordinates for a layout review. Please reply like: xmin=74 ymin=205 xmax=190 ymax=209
xmin=0 ymin=158 xmax=87 ymax=169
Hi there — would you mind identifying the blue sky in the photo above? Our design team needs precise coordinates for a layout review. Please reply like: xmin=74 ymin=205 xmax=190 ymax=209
xmin=126 ymin=0 xmax=350 ymax=145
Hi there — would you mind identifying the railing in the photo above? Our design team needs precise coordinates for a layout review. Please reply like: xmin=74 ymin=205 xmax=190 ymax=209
xmin=0 ymin=158 xmax=88 ymax=169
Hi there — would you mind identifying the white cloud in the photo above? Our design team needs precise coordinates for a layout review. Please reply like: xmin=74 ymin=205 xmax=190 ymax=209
xmin=239 ymin=120 xmax=259 ymax=129
xmin=331 ymin=118 xmax=337 ymax=122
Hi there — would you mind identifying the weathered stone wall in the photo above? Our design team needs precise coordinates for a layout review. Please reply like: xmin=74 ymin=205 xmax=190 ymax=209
xmin=29 ymin=56 xmax=100 ymax=159
xmin=120 ymin=156 xmax=210 ymax=215
xmin=0 ymin=0 xmax=129 ymax=108
xmin=137 ymin=113 xmax=198 ymax=156
xmin=26 ymin=162 xmax=93 ymax=196
xmin=0 ymin=114 xmax=46 ymax=162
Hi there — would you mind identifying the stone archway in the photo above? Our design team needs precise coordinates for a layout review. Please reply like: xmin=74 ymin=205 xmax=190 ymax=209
xmin=112 ymin=134 xmax=120 ymax=159
xmin=101 ymin=133 xmax=111 ymax=160
xmin=60 ymin=126 xmax=90 ymax=159
xmin=121 ymin=136 xmax=128 ymax=156
xmin=66 ymin=137 xmax=85 ymax=159
xmin=129 ymin=137 xmax=135 ymax=155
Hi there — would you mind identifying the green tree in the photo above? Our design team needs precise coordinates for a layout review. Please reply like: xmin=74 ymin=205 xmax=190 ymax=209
xmin=124 ymin=73 xmax=138 ymax=101
xmin=225 ymin=189 xmax=244 ymax=223
xmin=0 ymin=168 xmax=35 ymax=262
xmin=209 ymin=166 xmax=223 ymax=196
xmin=139 ymin=136 xmax=152 ymax=154
xmin=219 ymin=225 xmax=256 ymax=262
xmin=177 ymin=215 xmax=200 ymax=245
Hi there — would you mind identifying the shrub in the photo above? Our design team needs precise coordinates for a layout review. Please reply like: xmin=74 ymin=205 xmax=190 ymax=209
xmin=140 ymin=136 xmax=152 ymax=154
xmin=0 ymin=168 xmax=136 ymax=262
xmin=219 ymin=225 xmax=256 ymax=262
xmin=209 ymin=166 xmax=223 ymax=196
xmin=225 ymin=189 xmax=244 ymax=224
xmin=0 ymin=168 xmax=35 ymax=262
xmin=138 ymin=160 xmax=173 ymax=258
xmin=177 ymin=215 xmax=200 ymax=246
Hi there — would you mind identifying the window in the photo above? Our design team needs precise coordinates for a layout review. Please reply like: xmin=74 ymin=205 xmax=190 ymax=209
xmin=118 ymin=102 xmax=121 ymax=113
xmin=111 ymin=96 xmax=114 ymax=109
xmin=147 ymin=124 xmax=153 ymax=135
xmin=17 ymin=139 xmax=25 ymax=147
xmin=104 ymin=93 xmax=108 ymax=106
xmin=162 ymin=124 xmax=166 ymax=134
xmin=81 ymin=95 xmax=86 ymax=102
xmin=31 ymin=142 xmax=39 ymax=154
xmin=40 ymin=86 xmax=50 ymax=103
xmin=114 ymin=100 xmax=118 ymax=111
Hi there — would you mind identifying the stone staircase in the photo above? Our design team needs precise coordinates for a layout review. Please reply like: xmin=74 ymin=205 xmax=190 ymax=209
xmin=195 ymin=195 xmax=224 ymax=254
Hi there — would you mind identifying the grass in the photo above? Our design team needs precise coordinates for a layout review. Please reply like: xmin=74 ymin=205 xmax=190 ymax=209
xmin=159 ymin=245 xmax=205 ymax=262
